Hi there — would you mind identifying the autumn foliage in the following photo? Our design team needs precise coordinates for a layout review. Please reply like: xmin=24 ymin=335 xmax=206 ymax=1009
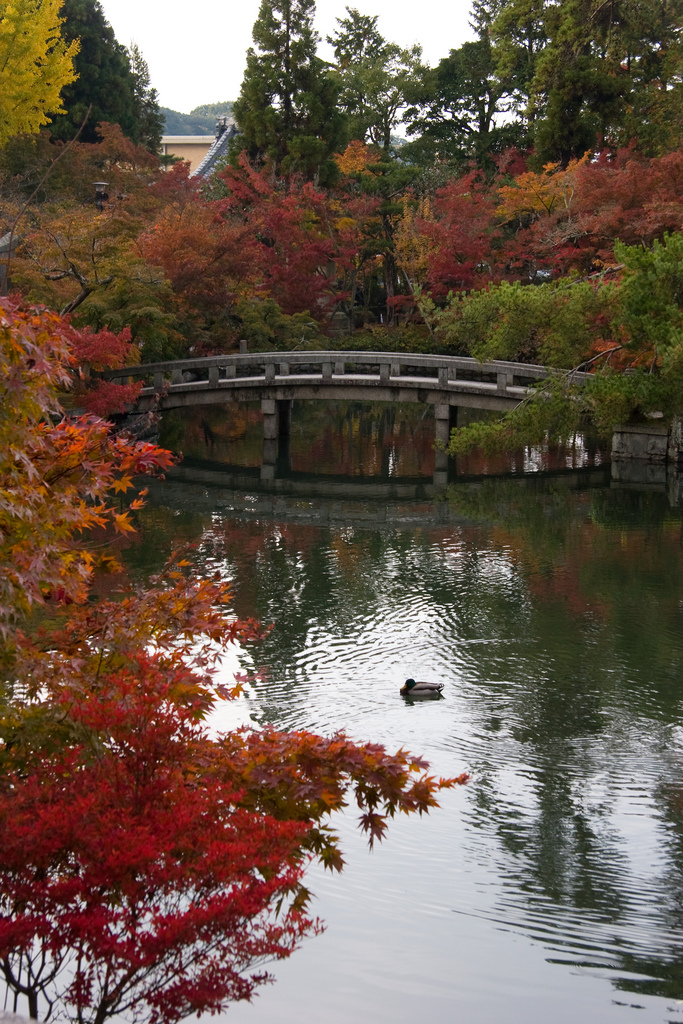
xmin=0 ymin=297 xmax=171 ymax=630
xmin=5 ymin=117 xmax=683 ymax=360
xmin=0 ymin=301 xmax=465 ymax=1023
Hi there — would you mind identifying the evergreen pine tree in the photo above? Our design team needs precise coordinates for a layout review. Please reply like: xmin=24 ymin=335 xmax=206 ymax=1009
xmin=489 ymin=0 xmax=547 ymax=137
xmin=232 ymin=0 xmax=346 ymax=184
xmin=403 ymin=35 xmax=523 ymax=169
xmin=50 ymin=0 xmax=137 ymax=144
xmin=128 ymin=43 xmax=164 ymax=152
xmin=328 ymin=7 xmax=423 ymax=155
xmin=488 ymin=0 xmax=683 ymax=163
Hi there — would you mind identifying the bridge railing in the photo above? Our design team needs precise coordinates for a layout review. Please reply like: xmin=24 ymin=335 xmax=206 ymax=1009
xmin=102 ymin=350 xmax=590 ymax=396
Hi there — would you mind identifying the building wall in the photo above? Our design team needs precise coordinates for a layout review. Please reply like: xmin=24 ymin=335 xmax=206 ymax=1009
xmin=160 ymin=136 xmax=213 ymax=172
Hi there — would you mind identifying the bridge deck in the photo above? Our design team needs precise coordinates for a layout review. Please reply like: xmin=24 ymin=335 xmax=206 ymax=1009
xmin=104 ymin=350 xmax=587 ymax=414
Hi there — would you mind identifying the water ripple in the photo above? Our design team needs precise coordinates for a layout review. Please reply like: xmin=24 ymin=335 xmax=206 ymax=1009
xmin=139 ymin=476 xmax=683 ymax=1022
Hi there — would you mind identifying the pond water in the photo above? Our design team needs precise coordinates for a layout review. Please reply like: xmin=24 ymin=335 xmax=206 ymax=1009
xmin=128 ymin=401 xmax=683 ymax=1024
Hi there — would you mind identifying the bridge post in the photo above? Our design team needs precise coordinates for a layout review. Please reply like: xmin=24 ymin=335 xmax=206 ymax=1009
xmin=261 ymin=398 xmax=290 ymax=481
xmin=261 ymin=398 xmax=278 ymax=440
xmin=434 ymin=404 xmax=451 ymax=446
xmin=433 ymin=404 xmax=455 ymax=488
xmin=261 ymin=438 xmax=278 ymax=481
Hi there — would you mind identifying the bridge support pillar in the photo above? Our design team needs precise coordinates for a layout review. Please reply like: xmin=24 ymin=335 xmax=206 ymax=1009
xmin=433 ymin=404 xmax=457 ymax=488
xmin=277 ymin=399 xmax=292 ymax=438
xmin=261 ymin=399 xmax=293 ymax=480
xmin=434 ymin=404 xmax=452 ymax=446
xmin=261 ymin=399 xmax=278 ymax=440
xmin=261 ymin=438 xmax=278 ymax=481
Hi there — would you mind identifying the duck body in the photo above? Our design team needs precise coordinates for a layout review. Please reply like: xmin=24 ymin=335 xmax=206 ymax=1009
xmin=400 ymin=678 xmax=444 ymax=697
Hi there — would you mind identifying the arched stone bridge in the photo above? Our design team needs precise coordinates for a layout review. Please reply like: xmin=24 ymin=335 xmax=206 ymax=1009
xmin=104 ymin=351 xmax=587 ymax=485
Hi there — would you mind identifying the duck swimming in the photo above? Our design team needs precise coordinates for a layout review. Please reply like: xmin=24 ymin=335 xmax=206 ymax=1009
xmin=400 ymin=678 xmax=444 ymax=696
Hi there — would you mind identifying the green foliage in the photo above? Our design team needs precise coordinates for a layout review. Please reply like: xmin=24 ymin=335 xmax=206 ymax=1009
xmin=403 ymin=36 xmax=524 ymax=170
xmin=419 ymin=277 xmax=618 ymax=367
xmin=160 ymin=108 xmax=212 ymax=136
xmin=50 ymin=0 xmax=138 ymax=145
xmin=190 ymin=101 xmax=235 ymax=118
xmin=489 ymin=0 xmax=547 ymax=131
xmin=616 ymin=232 xmax=683 ymax=357
xmin=530 ymin=0 xmax=626 ymax=164
xmin=487 ymin=0 xmax=683 ymax=164
xmin=161 ymin=102 xmax=234 ymax=135
xmin=328 ymin=6 xmax=423 ymax=156
xmin=446 ymin=375 xmax=587 ymax=456
xmin=232 ymin=0 xmax=346 ymax=184
xmin=234 ymin=298 xmax=321 ymax=351
xmin=46 ymin=3 xmax=161 ymax=152
xmin=444 ymin=233 xmax=683 ymax=456
xmin=605 ymin=0 xmax=683 ymax=156
xmin=584 ymin=369 xmax=679 ymax=435
xmin=127 ymin=43 xmax=164 ymax=152
xmin=444 ymin=365 xmax=680 ymax=456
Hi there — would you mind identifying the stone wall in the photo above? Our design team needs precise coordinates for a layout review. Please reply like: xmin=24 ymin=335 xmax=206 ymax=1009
xmin=611 ymin=418 xmax=683 ymax=463
xmin=611 ymin=422 xmax=669 ymax=461
xmin=611 ymin=418 xmax=683 ymax=506
xmin=668 ymin=415 xmax=683 ymax=465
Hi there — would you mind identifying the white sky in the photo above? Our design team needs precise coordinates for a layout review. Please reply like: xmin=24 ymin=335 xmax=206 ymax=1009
xmin=100 ymin=0 xmax=476 ymax=113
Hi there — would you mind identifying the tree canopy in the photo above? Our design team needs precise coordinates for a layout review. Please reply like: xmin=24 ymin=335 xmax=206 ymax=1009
xmin=48 ymin=0 xmax=160 ymax=148
xmin=0 ymin=0 xmax=78 ymax=146
xmin=232 ymin=0 xmax=346 ymax=183
xmin=128 ymin=42 xmax=164 ymax=152
xmin=328 ymin=6 xmax=424 ymax=156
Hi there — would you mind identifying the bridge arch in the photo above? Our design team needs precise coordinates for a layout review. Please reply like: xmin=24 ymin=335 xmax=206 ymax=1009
xmin=104 ymin=350 xmax=586 ymax=486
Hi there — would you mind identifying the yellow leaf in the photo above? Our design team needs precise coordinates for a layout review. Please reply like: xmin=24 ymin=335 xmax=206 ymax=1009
xmin=0 ymin=0 xmax=79 ymax=145
xmin=112 ymin=475 xmax=133 ymax=494
xmin=113 ymin=512 xmax=135 ymax=534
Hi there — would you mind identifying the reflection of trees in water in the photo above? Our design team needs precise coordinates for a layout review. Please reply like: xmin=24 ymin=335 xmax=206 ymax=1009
xmin=124 ymin=471 xmax=683 ymax=1002
xmin=158 ymin=401 xmax=439 ymax=478
xmin=159 ymin=403 xmax=266 ymax=466
xmin=289 ymin=400 xmax=434 ymax=478
xmin=450 ymin=476 xmax=683 ymax=701
xmin=467 ymin=683 xmax=683 ymax=1001
xmin=445 ymin=477 xmax=683 ymax=1000
xmin=455 ymin=432 xmax=606 ymax=477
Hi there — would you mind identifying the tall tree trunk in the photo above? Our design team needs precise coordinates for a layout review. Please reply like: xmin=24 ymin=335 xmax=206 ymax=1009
xmin=381 ymin=211 xmax=397 ymax=326
xmin=384 ymin=249 xmax=396 ymax=326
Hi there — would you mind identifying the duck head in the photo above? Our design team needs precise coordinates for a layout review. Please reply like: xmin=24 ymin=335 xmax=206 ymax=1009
xmin=400 ymin=678 xmax=417 ymax=694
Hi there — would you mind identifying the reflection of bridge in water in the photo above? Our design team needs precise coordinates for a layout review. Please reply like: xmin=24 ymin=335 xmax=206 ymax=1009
xmin=151 ymin=461 xmax=612 ymax=529
xmin=106 ymin=350 xmax=591 ymax=487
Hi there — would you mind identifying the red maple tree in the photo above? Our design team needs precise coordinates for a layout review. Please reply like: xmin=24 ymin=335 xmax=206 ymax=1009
xmin=0 ymin=297 xmax=467 ymax=1023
